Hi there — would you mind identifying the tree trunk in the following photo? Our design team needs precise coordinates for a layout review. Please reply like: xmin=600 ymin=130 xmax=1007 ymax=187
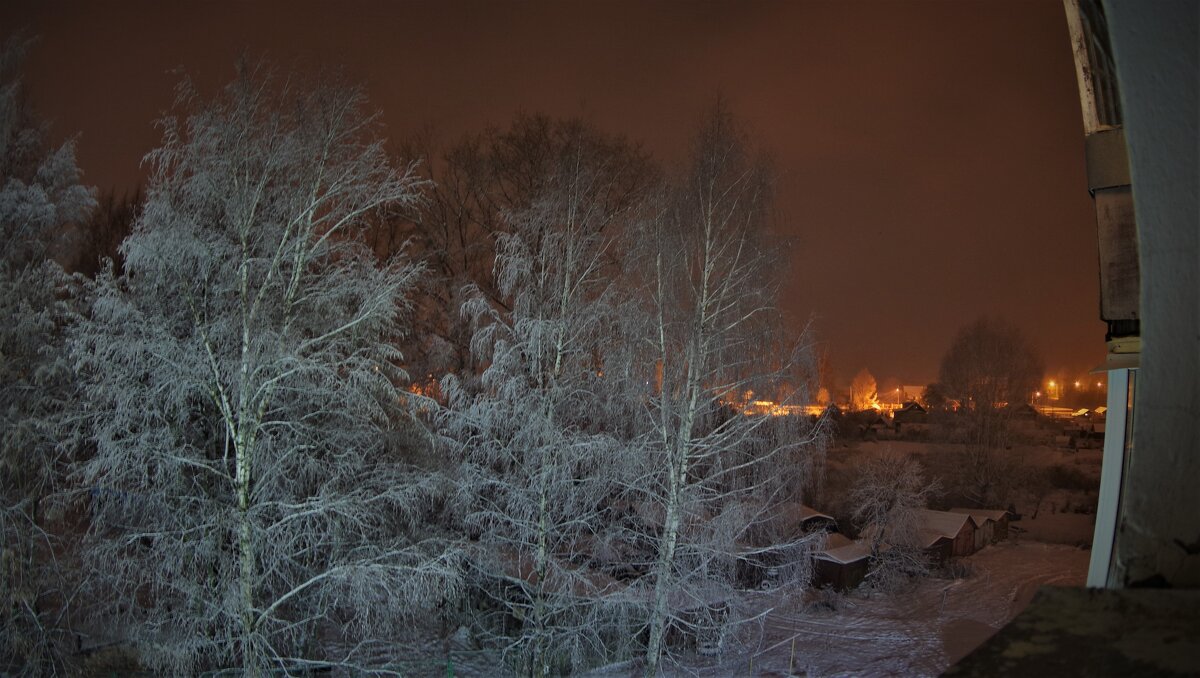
xmin=644 ymin=413 xmax=694 ymax=678
xmin=236 ymin=439 xmax=258 ymax=677
xmin=644 ymin=490 xmax=681 ymax=678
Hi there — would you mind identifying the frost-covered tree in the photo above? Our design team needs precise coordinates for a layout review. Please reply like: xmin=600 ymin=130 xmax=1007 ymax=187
xmin=631 ymin=103 xmax=825 ymax=676
xmin=67 ymin=65 xmax=460 ymax=675
xmin=439 ymin=120 xmax=650 ymax=676
xmin=394 ymin=115 xmax=655 ymax=380
xmin=850 ymin=452 xmax=936 ymax=590
xmin=0 ymin=33 xmax=95 ymax=674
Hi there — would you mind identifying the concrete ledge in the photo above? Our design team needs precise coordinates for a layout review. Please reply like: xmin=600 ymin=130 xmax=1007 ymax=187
xmin=945 ymin=586 xmax=1200 ymax=676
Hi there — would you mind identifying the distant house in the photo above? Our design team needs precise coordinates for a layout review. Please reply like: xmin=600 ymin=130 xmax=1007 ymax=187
xmin=949 ymin=508 xmax=1011 ymax=549
xmin=892 ymin=401 xmax=929 ymax=436
xmin=1006 ymin=403 xmax=1041 ymax=419
xmin=862 ymin=413 xmax=893 ymax=440
xmin=825 ymin=402 xmax=843 ymax=415
xmin=893 ymin=400 xmax=927 ymax=422
xmin=812 ymin=541 xmax=872 ymax=590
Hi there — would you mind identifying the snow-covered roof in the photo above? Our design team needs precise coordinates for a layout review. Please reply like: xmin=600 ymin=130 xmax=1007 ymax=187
xmin=824 ymin=532 xmax=854 ymax=550
xmin=814 ymin=541 xmax=872 ymax=565
xmin=748 ymin=501 xmax=837 ymax=538
xmin=916 ymin=509 xmax=972 ymax=539
xmin=916 ymin=529 xmax=951 ymax=549
xmin=799 ymin=504 xmax=836 ymax=524
xmin=948 ymin=508 xmax=1009 ymax=526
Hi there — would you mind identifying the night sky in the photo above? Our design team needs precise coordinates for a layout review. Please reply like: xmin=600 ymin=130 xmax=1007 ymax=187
xmin=2 ymin=0 xmax=1104 ymax=388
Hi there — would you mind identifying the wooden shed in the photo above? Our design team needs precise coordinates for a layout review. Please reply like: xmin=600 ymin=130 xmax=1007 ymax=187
xmin=916 ymin=509 xmax=976 ymax=558
xmin=797 ymin=504 xmax=838 ymax=534
xmin=812 ymin=541 xmax=872 ymax=591
xmin=949 ymin=508 xmax=1011 ymax=546
xmin=917 ymin=531 xmax=956 ymax=566
xmin=734 ymin=502 xmax=836 ymax=589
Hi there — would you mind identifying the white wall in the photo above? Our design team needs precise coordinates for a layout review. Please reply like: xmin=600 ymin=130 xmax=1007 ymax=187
xmin=1105 ymin=0 xmax=1200 ymax=586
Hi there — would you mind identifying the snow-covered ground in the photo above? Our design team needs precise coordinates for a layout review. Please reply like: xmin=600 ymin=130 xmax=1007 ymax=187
xmin=656 ymin=541 xmax=1089 ymax=677
xmin=418 ymin=543 xmax=1089 ymax=677
xmin=431 ymin=440 xmax=1099 ymax=677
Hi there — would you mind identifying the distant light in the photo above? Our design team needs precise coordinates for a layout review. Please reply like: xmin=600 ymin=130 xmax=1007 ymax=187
xmin=1074 ymin=381 xmax=1080 ymax=388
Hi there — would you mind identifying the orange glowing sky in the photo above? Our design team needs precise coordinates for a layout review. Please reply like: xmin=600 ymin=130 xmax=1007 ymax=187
xmin=2 ymin=0 xmax=1104 ymax=386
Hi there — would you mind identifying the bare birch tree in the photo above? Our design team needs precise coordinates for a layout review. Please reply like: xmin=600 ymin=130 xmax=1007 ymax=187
xmin=0 ymin=33 xmax=95 ymax=674
xmin=438 ymin=121 xmax=651 ymax=676
xmin=67 ymin=65 xmax=460 ymax=675
xmin=632 ymin=103 xmax=825 ymax=676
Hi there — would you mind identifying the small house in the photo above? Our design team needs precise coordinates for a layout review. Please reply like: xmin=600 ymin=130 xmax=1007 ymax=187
xmin=1006 ymin=402 xmax=1041 ymax=419
xmin=892 ymin=401 xmax=929 ymax=436
xmin=862 ymin=413 xmax=893 ymax=440
xmin=893 ymin=400 xmax=928 ymax=424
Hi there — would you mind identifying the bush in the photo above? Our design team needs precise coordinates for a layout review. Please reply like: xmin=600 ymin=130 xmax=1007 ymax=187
xmin=940 ymin=560 xmax=974 ymax=580
xmin=1046 ymin=464 xmax=1097 ymax=492
xmin=808 ymin=586 xmax=841 ymax=613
